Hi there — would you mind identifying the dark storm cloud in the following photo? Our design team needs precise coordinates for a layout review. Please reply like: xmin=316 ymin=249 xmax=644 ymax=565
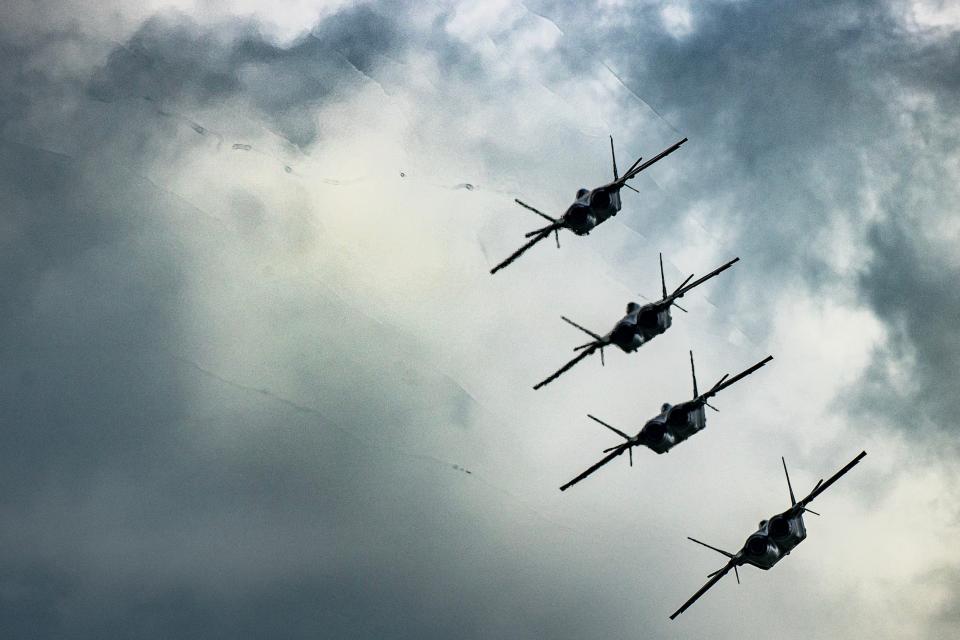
xmin=0 ymin=30 xmax=83 ymax=131
xmin=0 ymin=141 xmax=188 ymax=484
xmin=856 ymin=207 xmax=960 ymax=437
xmin=530 ymin=0 xmax=960 ymax=437
xmin=0 ymin=9 xmax=642 ymax=638
xmin=86 ymin=6 xmax=404 ymax=147
xmin=2 ymin=1 xmax=957 ymax=637
xmin=535 ymin=0 xmax=889 ymax=272
xmin=0 ymin=136 xmax=626 ymax=638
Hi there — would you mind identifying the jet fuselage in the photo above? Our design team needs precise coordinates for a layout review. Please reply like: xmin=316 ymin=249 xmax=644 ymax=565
xmin=563 ymin=186 xmax=623 ymax=235
xmin=607 ymin=303 xmax=672 ymax=353
xmin=739 ymin=510 xmax=809 ymax=570
xmin=640 ymin=400 xmax=708 ymax=454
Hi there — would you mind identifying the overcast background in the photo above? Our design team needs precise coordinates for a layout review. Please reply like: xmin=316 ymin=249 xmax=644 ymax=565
xmin=1 ymin=0 xmax=958 ymax=638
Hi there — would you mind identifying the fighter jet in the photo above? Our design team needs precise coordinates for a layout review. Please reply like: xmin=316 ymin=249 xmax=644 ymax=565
xmin=532 ymin=254 xmax=739 ymax=390
xmin=558 ymin=352 xmax=773 ymax=491
xmin=669 ymin=450 xmax=868 ymax=620
xmin=489 ymin=137 xmax=687 ymax=274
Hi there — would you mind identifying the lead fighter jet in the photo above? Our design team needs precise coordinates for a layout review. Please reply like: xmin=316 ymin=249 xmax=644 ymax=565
xmin=533 ymin=254 xmax=739 ymax=390
xmin=669 ymin=451 xmax=867 ymax=620
xmin=489 ymin=137 xmax=687 ymax=274
xmin=559 ymin=351 xmax=773 ymax=491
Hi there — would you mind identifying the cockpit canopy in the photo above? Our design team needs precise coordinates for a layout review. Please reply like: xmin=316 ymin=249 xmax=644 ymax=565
xmin=660 ymin=403 xmax=672 ymax=414
xmin=758 ymin=519 xmax=768 ymax=529
xmin=626 ymin=302 xmax=640 ymax=314
xmin=575 ymin=188 xmax=589 ymax=200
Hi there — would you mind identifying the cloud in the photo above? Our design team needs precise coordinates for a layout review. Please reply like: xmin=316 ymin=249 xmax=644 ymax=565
xmin=1 ymin=1 xmax=959 ymax=638
xmin=527 ymin=0 xmax=960 ymax=440
xmin=0 ymin=7 xmax=657 ymax=638
xmin=83 ymin=8 xmax=404 ymax=147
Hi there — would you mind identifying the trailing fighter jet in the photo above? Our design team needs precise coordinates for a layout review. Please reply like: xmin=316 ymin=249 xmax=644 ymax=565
xmin=489 ymin=137 xmax=687 ymax=274
xmin=669 ymin=451 xmax=868 ymax=620
xmin=559 ymin=351 xmax=773 ymax=491
xmin=533 ymin=254 xmax=739 ymax=390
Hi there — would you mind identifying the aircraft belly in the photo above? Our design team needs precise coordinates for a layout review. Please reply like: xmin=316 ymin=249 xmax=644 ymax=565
xmin=610 ymin=325 xmax=643 ymax=352
xmin=647 ymin=440 xmax=673 ymax=454
xmin=636 ymin=326 xmax=664 ymax=344
xmin=742 ymin=557 xmax=778 ymax=570
xmin=617 ymin=335 xmax=644 ymax=352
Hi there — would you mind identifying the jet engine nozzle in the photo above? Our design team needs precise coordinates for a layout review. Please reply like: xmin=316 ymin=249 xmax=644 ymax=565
xmin=565 ymin=204 xmax=595 ymax=232
xmin=767 ymin=516 xmax=792 ymax=541
xmin=745 ymin=534 xmax=779 ymax=561
xmin=589 ymin=189 xmax=611 ymax=210
xmin=640 ymin=422 xmax=675 ymax=449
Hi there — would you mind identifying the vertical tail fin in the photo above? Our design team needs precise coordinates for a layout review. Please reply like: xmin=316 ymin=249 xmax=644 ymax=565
xmin=689 ymin=350 xmax=698 ymax=397
xmin=610 ymin=135 xmax=619 ymax=181
xmin=782 ymin=456 xmax=797 ymax=506
xmin=660 ymin=253 xmax=667 ymax=299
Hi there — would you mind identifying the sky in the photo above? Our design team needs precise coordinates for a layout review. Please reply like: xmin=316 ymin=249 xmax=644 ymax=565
xmin=1 ymin=0 xmax=958 ymax=638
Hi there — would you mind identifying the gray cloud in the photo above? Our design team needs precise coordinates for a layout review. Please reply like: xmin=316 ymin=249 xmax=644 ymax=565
xmin=0 ymin=135 xmax=629 ymax=637
xmin=530 ymin=0 xmax=960 ymax=437
xmin=86 ymin=7 xmax=405 ymax=147
xmin=0 ymin=10 xmax=645 ymax=638
xmin=1 ymin=1 xmax=958 ymax=638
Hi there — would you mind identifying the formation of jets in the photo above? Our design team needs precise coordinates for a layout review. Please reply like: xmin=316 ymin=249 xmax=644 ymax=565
xmin=489 ymin=136 xmax=866 ymax=620
xmin=671 ymin=451 xmax=867 ymax=619
xmin=533 ymin=254 xmax=739 ymax=390
xmin=559 ymin=352 xmax=773 ymax=491
xmin=490 ymin=137 xmax=686 ymax=274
